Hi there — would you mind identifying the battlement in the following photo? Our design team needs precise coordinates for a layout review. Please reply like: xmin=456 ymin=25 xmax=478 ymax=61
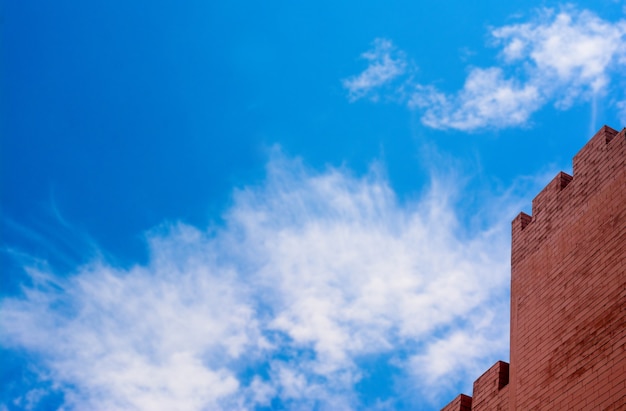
xmin=441 ymin=125 xmax=626 ymax=411
xmin=512 ymin=125 xmax=626 ymax=264
xmin=440 ymin=361 xmax=510 ymax=411
xmin=441 ymin=394 xmax=472 ymax=411
xmin=573 ymin=125 xmax=620 ymax=177
xmin=473 ymin=360 xmax=510 ymax=410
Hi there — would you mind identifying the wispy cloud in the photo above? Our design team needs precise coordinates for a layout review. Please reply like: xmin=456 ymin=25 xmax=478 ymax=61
xmin=617 ymin=100 xmax=626 ymax=125
xmin=342 ymin=38 xmax=408 ymax=102
xmin=409 ymin=68 xmax=542 ymax=131
xmin=491 ymin=6 xmax=626 ymax=107
xmin=1 ymin=153 xmax=528 ymax=410
xmin=345 ymin=7 xmax=626 ymax=131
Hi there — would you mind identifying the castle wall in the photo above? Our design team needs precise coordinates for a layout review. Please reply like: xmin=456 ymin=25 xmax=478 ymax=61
xmin=441 ymin=394 xmax=472 ymax=411
xmin=510 ymin=126 xmax=626 ymax=409
xmin=441 ymin=126 xmax=626 ymax=411
xmin=471 ymin=361 xmax=509 ymax=410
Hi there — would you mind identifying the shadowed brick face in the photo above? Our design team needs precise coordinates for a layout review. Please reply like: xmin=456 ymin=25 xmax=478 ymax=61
xmin=441 ymin=126 xmax=626 ymax=411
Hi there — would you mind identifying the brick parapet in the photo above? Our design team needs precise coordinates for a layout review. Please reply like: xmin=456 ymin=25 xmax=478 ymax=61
xmin=509 ymin=125 xmax=625 ymax=409
xmin=441 ymin=394 xmax=472 ymax=411
xmin=439 ymin=125 xmax=626 ymax=411
xmin=471 ymin=361 xmax=509 ymax=410
xmin=572 ymin=125 xmax=620 ymax=182
xmin=511 ymin=125 xmax=625 ymax=265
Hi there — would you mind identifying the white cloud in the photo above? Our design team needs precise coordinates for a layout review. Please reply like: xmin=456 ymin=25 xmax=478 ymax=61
xmin=492 ymin=7 xmax=626 ymax=108
xmin=342 ymin=38 xmax=407 ymax=102
xmin=1 ymin=254 xmax=259 ymax=410
xmin=410 ymin=68 xmax=542 ymax=130
xmin=0 ymin=154 xmax=524 ymax=410
xmin=346 ymin=7 xmax=626 ymax=131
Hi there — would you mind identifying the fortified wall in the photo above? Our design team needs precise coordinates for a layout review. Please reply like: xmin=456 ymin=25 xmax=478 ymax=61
xmin=441 ymin=126 xmax=626 ymax=410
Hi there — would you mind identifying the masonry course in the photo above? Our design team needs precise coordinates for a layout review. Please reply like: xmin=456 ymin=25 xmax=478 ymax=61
xmin=441 ymin=125 xmax=626 ymax=411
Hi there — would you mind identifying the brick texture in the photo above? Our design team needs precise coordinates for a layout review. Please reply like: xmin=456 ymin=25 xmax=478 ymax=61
xmin=440 ymin=125 xmax=626 ymax=411
xmin=472 ymin=361 xmax=509 ymax=410
xmin=441 ymin=394 xmax=472 ymax=411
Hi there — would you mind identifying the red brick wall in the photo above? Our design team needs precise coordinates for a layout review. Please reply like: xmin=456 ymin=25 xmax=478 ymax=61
xmin=471 ymin=361 xmax=509 ymax=410
xmin=441 ymin=394 xmax=472 ymax=411
xmin=440 ymin=126 xmax=626 ymax=411
xmin=509 ymin=126 xmax=626 ymax=410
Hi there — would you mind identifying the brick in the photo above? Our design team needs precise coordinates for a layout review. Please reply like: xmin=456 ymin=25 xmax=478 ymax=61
xmin=439 ymin=126 xmax=626 ymax=411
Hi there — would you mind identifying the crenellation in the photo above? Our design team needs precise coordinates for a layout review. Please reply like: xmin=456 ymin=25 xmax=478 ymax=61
xmin=572 ymin=126 xmax=617 ymax=171
xmin=572 ymin=125 xmax=621 ymax=194
xmin=441 ymin=394 xmax=473 ymax=411
xmin=510 ymin=125 xmax=626 ymax=271
xmin=512 ymin=211 xmax=531 ymax=231
xmin=471 ymin=361 xmax=510 ymax=410
xmin=440 ymin=125 xmax=626 ymax=411
xmin=530 ymin=170 xmax=573 ymax=220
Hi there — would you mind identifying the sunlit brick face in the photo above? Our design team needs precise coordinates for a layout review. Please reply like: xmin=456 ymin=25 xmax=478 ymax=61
xmin=441 ymin=126 xmax=626 ymax=411
xmin=510 ymin=126 xmax=626 ymax=410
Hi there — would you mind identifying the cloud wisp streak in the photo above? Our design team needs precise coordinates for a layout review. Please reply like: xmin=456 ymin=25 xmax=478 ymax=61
xmin=345 ymin=7 xmax=626 ymax=131
xmin=1 ymin=155 xmax=520 ymax=410
xmin=342 ymin=39 xmax=408 ymax=103
xmin=409 ymin=68 xmax=542 ymax=131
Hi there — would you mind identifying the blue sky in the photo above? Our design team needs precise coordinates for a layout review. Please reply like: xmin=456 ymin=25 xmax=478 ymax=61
xmin=1 ymin=1 xmax=625 ymax=410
